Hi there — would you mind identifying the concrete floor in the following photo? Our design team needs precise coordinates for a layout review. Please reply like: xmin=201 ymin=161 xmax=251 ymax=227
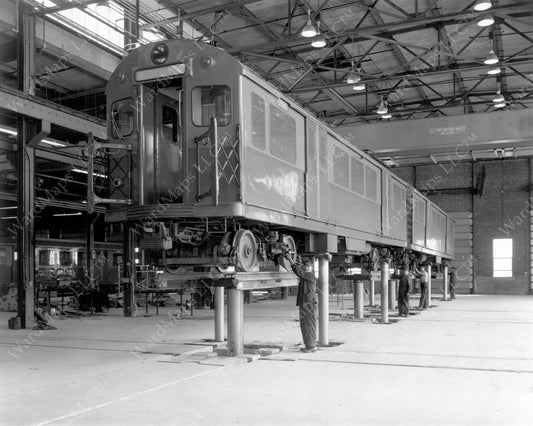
xmin=1 ymin=293 xmax=532 ymax=426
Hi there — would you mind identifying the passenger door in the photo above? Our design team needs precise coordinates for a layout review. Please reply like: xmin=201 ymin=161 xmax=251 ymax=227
xmin=154 ymin=91 xmax=184 ymax=202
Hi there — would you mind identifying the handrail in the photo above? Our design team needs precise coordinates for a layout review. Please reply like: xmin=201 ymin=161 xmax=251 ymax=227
xmin=194 ymin=117 xmax=219 ymax=206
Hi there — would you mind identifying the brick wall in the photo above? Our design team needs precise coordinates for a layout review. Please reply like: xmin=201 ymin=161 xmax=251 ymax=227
xmin=391 ymin=158 xmax=532 ymax=295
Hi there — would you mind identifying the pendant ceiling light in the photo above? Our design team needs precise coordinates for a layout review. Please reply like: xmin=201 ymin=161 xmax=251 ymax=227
xmin=301 ymin=9 xmax=317 ymax=37
xmin=477 ymin=15 xmax=494 ymax=27
xmin=492 ymin=89 xmax=504 ymax=103
xmin=311 ymin=18 xmax=326 ymax=48
xmin=352 ymin=79 xmax=366 ymax=91
xmin=484 ymin=49 xmax=499 ymax=65
xmin=487 ymin=66 xmax=501 ymax=75
xmin=346 ymin=69 xmax=360 ymax=84
xmin=376 ymin=97 xmax=388 ymax=115
xmin=473 ymin=0 xmax=492 ymax=11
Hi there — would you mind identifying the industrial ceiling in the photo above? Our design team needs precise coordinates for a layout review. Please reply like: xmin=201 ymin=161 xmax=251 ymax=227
xmin=0 ymin=0 xmax=532 ymax=223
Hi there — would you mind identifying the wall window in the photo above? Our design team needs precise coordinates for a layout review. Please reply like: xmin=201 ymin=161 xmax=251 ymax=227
xmin=0 ymin=248 xmax=6 ymax=265
xmin=111 ymin=98 xmax=134 ymax=138
xmin=350 ymin=157 xmax=364 ymax=195
xmin=270 ymin=105 xmax=296 ymax=163
xmin=251 ymin=93 xmax=266 ymax=149
xmin=493 ymin=238 xmax=513 ymax=277
xmin=192 ymin=86 xmax=231 ymax=126
xmin=162 ymin=104 xmax=181 ymax=144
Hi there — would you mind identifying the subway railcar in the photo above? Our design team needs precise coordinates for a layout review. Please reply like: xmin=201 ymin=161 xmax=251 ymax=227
xmin=0 ymin=239 xmax=121 ymax=291
xmin=99 ymin=39 xmax=453 ymax=281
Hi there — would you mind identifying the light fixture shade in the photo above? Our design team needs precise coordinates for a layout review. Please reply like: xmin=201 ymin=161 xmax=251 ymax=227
xmin=352 ymin=82 xmax=366 ymax=91
xmin=381 ymin=113 xmax=392 ymax=119
xmin=311 ymin=38 xmax=326 ymax=48
xmin=477 ymin=16 xmax=494 ymax=27
xmin=487 ymin=66 xmax=501 ymax=75
xmin=301 ymin=10 xmax=317 ymax=37
xmin=311 ymin=20 xmax=326 ymax=48
xmin=492 ymin=90 xmax=504 ymax=103
xmin=494 ymin=101 xmax=506 ymax=108
xmin=376 ymin=98 xmax=388 ymax=115
xmin=473 ymin=0 xmax=492 ymax=11
xmin=484 ymin=50 xmax=499 ymax=65
xmin=346 ymin=72 xmax=360 ymax=84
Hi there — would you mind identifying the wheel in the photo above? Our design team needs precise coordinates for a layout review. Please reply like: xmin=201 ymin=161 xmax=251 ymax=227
xmin=278 ymin=235 xmax=297 ymax=271
xmin=282 ymin=235 xmax=297 ymax=262
xmin=233 ymin=229 xmax=258 ymax=272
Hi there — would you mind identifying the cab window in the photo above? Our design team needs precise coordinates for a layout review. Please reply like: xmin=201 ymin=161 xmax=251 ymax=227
xmin=111 ymin=98 xmax=134 ymax=138
xmin=192 ymin=86 xmax=231 ymax=126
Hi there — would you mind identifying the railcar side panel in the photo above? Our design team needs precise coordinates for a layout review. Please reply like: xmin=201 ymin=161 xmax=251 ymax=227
xmin=305 ymin=121 xmax=319 ymax=219
xmin=327 ymin=135 xmax=382 ymax=237
xmin=317 ymin=127 xmax=329 ymax=221
xmin=241 ymin=78 xmax=305 ymax=216
xmin=185 ymin=65 xmax=241 ymax=205
xmin=446 ymin=217 xmax=455 ymax=256
xmin=386 ymin=176 xmax=408 ymax=243
xmin=412 ymin=192 xmax=427 ymax=247
xmin=427 ymin=204 xmax=447 ymax=252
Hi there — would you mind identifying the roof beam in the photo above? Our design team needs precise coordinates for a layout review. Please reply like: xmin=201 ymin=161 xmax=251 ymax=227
xmin=229 ymin=3 xmax=533 ymax=54
xmin=0 ymin=86 xmax=106 ymax=138
xmin=284 ymin=57 xmax=533 ymax=94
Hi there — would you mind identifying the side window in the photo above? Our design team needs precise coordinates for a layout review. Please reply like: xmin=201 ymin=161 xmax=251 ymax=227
xmin=270 ymin=105 xmax=296 ymax=163
xmin=350 ymin=157 xmax=364 ymax=195
xmin=60 ymin=250 xmax=73 ymax=266
xmin=192 ymin=86 xmax=231 ymax=126
xmin=162 ymin=104 xmax=180 ymax=144
xmin=333 ymin=146 xmax=349 ymax=188
xmin=318 ymin=128 xmax=328 ymax=172
xmin=39 ymin=250 xmax=52 ymax=266
xmin=415 ymin=196 xmax=426 ymax=223
xmin=0 ymin=248 xmax=6 ymax=265
xmin=392 ymin=183 xmax=406 ymax=215
xmin=111 ymin=98 xmax=134 ymax=138
xmin=251 ymin=93 xmax=266 ymax=150
xmin=365 ymin=166 xmax=378 ymax=201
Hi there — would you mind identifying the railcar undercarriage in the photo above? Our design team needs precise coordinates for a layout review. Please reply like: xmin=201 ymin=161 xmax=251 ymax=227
xmin=136 ymin=218 xmax=436 ymax=285
xmin=137 ymin=219 xmax=298 ymax=277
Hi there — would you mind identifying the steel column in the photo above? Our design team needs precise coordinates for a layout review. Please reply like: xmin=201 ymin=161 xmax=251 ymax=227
xmin=227 ymin=288 xmax=244 ymax=356
xmin=16 ymin=118 xmax=36 ymax=329
xmin=380 ymin=261 xmax=389 ymax=323
xmin=86 ymin=213 xmax=98 ymax=290
xmin=123 ymin=226 xmax=136 ymax=317
xmin=354 ymin=280 xmax=364 ymax=320
xmin=443 ymin=264 xmax=449 ymax=301
xmin=369 ymin=279 xmax=375 ymax=306
xmin=214 ymin=286 xmax=225 ymax=342
xmin=426 ymin=264 xmax=432 ymax=307
xmin=318 ymin=257 xmax=329 ymax=346
xmin=14 ymin=8 xmax=37 ymax=329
